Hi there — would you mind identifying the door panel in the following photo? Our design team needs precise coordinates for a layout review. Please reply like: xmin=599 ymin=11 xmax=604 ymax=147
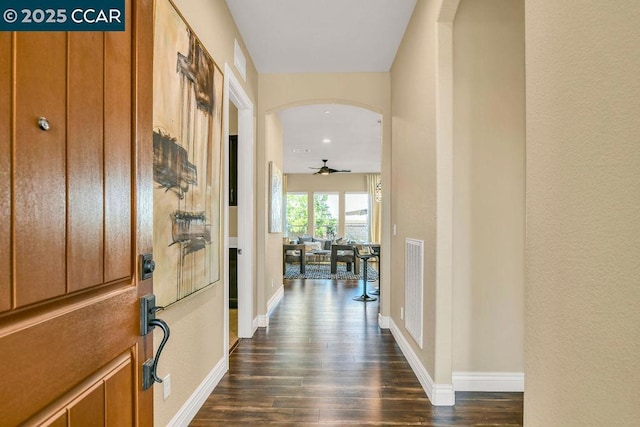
xmin=105 ymin=359 xmax=134 ymax=426
xmin=14 ymin=32 xmax=67 ymax=307
xmin=26 ymin=350 xmax=135 ymax=426
xmin=0 ymin=33 xmax=10 ymax=312
xmin=0 ymin=289 xmax=137 ymax=424
xmin=68 ymin=383 xmax=105 ymax=425
xmin=104 ymin=0 xmax=133 ymax=283
xmin=0 ymin=0 xmax=154 ymax=424
xmin=47 ymin=413 xmax=68 ymax=427
xmin=67 ymin=32 xmax=106 ymax=291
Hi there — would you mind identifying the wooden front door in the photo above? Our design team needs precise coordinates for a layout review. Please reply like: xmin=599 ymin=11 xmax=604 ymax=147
xmin=0 ymin=0 xmax=154 ymax=425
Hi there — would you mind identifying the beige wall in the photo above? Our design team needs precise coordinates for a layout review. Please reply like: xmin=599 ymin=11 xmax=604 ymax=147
xmin=390 ymin=0 xmax=441 ymax=379
xmin=147 ymin=1 xmax=640 ymax=422
xmin=258 ymin=73 xmax=392 ymax=319
xmin=229 ymin=101 xmax=238 ymax=135
xmin=391 ymin=0 xmax=525 ymax=392
xmin=452 ymin=0 xmax=525 ymax=373
xmin=525 ymin=1 xmax=640 ymax=425
xmin=286 ymin=173 xmax=368 ymax=193
xmin=286 ymin=173 xmax=368 ymax=238
xmin=228 ymin=208 xmax=238 ymax=238
xmin=152 ymin=1 xmax=258 ymax=425
xmin=264 ymin=113 xmax=285 ymax=304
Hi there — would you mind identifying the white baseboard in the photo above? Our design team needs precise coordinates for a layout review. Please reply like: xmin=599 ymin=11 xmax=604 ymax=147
xmin=253 ymin=315 xmax=262 ymax=329
xmin=268 ymin=285 xmax=284 ymax=316
xmin=389 ymin=319 xmax=455 ymax=406
xmin=257 ymin=285 xmax=284 ymax=327
xmin=378 ymin=313 xmax=390 ymax=329
xmin=167 ymin=357 xmax=227 ymax=427
xmin=257 ymin=314 xmax=269 ymax=327
xmin=452 ymin=372 xmax=524 ymax=392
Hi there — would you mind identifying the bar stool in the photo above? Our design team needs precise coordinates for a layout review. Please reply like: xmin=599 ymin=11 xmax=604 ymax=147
xmin=369 ymin=245 xmax=380 ymax=295
xmin=353 ymin=246 xmax=377 ymax=302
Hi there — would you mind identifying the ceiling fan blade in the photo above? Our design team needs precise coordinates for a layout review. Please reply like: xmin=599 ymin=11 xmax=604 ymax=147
xmin=310 ymin=160 xmax=350 ymax=174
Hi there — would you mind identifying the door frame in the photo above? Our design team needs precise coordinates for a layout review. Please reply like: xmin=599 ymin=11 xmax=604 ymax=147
xmin=223 ymin=65 xmax=255 ymax=357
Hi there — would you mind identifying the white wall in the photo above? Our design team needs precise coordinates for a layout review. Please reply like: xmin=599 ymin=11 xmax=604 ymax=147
xmin=452 ymin=0 xmax=525 ymax=376
xmin=525 ymin=0 xmax=640 ymax=424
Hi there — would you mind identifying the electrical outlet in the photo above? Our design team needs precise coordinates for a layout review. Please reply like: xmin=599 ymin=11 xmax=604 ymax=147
xmin=400 ymin=307 xmax=404 ymax=320
xmin=393 ymin=224 xmax=397 ymax=236
xmin=163 ymin=374 xmax=171 ymax=400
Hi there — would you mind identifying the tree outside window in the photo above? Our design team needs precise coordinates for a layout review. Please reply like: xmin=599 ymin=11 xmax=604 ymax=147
xmin=313 ymin=193 xmax=338 ymax=239
xmin=285 ymin=193 xmax=308 ymax=238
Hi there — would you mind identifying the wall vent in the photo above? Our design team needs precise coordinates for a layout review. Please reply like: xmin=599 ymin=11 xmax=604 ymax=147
xmin=405 ymin=238 xmax=424 ymax=348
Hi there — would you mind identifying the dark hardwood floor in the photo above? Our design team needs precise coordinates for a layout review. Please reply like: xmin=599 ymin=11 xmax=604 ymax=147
xmin=191 ymin=278 xmax=523 ymax=426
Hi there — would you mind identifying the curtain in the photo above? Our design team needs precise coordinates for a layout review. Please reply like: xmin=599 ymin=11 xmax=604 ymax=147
xmin=282 ymin=174 xmax=288 ymax=238
xmin=367 ymin=173 xmax=382 ymax=243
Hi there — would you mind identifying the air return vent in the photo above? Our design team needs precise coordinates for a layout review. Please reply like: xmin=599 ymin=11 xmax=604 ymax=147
xmin=405 ymin=238 xmax=424 ymax=348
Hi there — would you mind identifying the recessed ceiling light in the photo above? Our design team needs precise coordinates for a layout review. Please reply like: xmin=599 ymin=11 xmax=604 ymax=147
xmin=322 ymin=138 xmax=331 ymax=144
xmin=323 ymin=110 xmax=331 ymax=114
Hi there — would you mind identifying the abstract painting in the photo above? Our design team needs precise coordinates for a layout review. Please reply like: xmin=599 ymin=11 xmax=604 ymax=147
xmin=152 ymin=0 xmax=223 ymax=306
xmin=269 ymin=161 xmax=283 ymax=233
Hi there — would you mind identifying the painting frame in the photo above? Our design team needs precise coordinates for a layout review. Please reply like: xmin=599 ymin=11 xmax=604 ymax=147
xmin=269 ymin=161 xmax=284 ymax=233
xmin=152 ymin=0 xmax=224 ymax=306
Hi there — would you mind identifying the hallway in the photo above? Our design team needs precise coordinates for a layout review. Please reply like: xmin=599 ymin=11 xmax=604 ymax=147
xmin=191 ymin=279 xmax=523 ymax=425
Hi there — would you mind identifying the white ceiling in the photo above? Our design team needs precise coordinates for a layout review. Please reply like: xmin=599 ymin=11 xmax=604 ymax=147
xmin=225 ymin=0 xmax=417 ymax=73
xmin=279 ymin=104 xmax=382 ymax=174
xmin=225 ymin=0 xmax=416 ymax=174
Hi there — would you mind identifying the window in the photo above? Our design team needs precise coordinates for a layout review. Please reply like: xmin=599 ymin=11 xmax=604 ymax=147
xmin=313 ymin=193 xmax=339 ymax=239
xmin=285 ymin=193 xmax=308 ymax=238
xmin=345 ymin=193 xmax=369 ymax=242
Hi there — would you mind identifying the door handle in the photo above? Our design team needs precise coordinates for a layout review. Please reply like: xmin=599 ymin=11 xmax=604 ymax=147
xmin=238 ymin=248 xmax=242 ymax=255
xmin=140 ymin=295 xmax=171 ymax=390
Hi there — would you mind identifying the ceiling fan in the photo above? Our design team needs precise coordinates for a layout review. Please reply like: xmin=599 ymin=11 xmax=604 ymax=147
xmin=310 ymin=159 xmax=351 ymax=175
